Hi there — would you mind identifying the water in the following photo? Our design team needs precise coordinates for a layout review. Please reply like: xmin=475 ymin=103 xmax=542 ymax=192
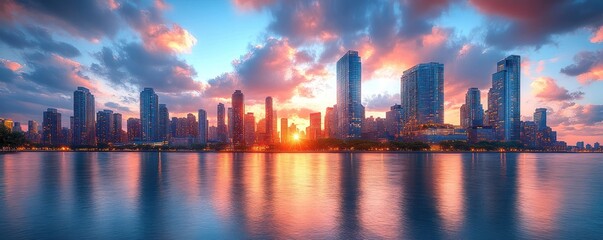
xmin=0 ymin=152 xmax=602 ymax=239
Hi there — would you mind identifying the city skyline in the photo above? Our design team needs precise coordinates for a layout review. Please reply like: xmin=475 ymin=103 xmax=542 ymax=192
xmin=0 ymin=0 xmax=602 ymax=144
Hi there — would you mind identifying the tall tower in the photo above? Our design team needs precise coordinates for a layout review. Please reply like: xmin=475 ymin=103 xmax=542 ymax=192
xmin=280 ymin=118 xmax=288 ymax=144
xmin=231 ymin=90 xmax=245 ymax=147
xmin=401 ymin=62 xmax=444 ymax=126
xmin=534 ymin=108 xmax=547 ymax=131
xmin=460 ymin=88 xmax=484 ymax=128
xmin=140 ymin=88 xmax=159 ymax=142
xmin=336 ymin=50 xmax=364 ymax=139
xmin=244 ymin=112 xmax=255 ymax=145
xmin=73 ymin=87 xmax=95 ymax=146
xmin=198 ymin=109 xmax=208 ymax=144
xmin=112 ymin=113 xmax=122 ymax=143
xmin=217 ymin=103 xmax=228 ymax=143
xmin=96 ymin=110 xmax=114 ymax=144
xmin=488 ymin=55 xmax=521 ymax=141
xmin=159 ymin=104 xmax=170 ymax=141
xmin=309 ymin=112 xmax=322 ymax=140
xmin=265 ymin=96 xmax=273 ymax=144
xmin=42 ymin=108 xmax=62 ymax=146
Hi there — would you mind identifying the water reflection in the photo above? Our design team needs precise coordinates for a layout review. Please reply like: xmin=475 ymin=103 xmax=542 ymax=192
xmin=0 ymin=152 xmax=602 ymax=239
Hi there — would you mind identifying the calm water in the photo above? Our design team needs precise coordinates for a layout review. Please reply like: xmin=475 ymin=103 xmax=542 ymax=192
xmin=0 ymin=152 xmax=602 ymax=239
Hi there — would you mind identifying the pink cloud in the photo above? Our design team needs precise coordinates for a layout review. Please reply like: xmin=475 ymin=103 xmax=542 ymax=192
xmin=0 ymin=59 xmax=22 ymax=71
xmin=531 ymin=77 xmax=584 ymax=102
xmin=591 ymin=26 xmax=603 ymax=43
xmin=233 ymin=0 xmax=275 ymax=11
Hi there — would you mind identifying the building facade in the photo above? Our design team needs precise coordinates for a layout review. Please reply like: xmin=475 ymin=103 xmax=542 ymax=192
xmin=96 ymin=110 xmax=114 ymax=145
xmin=217 ymin=103 xmax=228 ymax=143
xmin=198 ymin=109 xmax=208 ymax=144
xmin=488 ymin=55 xmax=521 ymax=141
xmin=231 ymin=90 xmax=245 ymax=147
xmin=460 ymin=88 xmax=484 ymax=128
xmin=42 ymin=108 xmax=62 ymax=146
xmin=401 ymin=62 xmax=444 ymax=127
xmin=140 ymin=88 xmax=159 ymax=142
xmin=73 ymin=87 xmax=95 ymax=146
xmin=336 ymin=50 xmax=364 ymax=139
xmin=159 ymin=104 xmax=170 ymax=141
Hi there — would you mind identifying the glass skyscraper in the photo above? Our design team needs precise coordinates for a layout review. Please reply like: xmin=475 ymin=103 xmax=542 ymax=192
xmin=401 ymin=62 xmax=444 ymax=126
xmin=488 ymin=55 xmax=520 ymax=141
xmin=73 ymin=87 xmax=95 ymax=146
xmin=140 ymin=88 xmax=159 ymax=142
xmin=96 ymin=109 xmax=114 ymax=144
xmin=217 ymin=103 xmax=228 ymax=143
xmin=42 ymin=108 xmax=61 ymax=146
xmin=460 ymin=88 xmax=484 ymax=128
xmin=265 ymin=96 xmax=273 ymax=143
xmin=534 ymin=108 xmax=547 ymax=131
xmin=336 ymin=50 xmax=364 ymax=139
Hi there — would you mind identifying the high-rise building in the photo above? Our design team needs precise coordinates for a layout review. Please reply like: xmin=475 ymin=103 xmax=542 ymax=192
xmin=534 ymin=108 xmax=547 ymax=131
xmin=385 ymin=104 xmax=403 ymax=139
xmin=460 ymin=88 xmax=484 ymax=128
xmin=576 ymin=141 xmax=585 ymax=150
xmin=227 ymin=107 xmax=233 ymax=139
xmin=28 ymin=120 xmax=39 ymax=134
xmin=336 ymin=50 xmax=364 ymax=139
xmin=140 ymin=88 xmax=159 ymax=142
xmin=488 ymin=55 xmax=521 ymax=141
xmin=73 ymin=87 xmax=95 ymax=146
xmin=112 ymin=113 xmax=123 ymax=143
xmin=265 ymin=97 xmax=273 ymax=144
xmin=12 ymin=122 xmax=22 ymax=132
xmin=208 ymin=126 xmax=217 ymax=142
xmin=42 ymin=108 xmax=62 ymax=146
xmin=232 ymin=90 xmax=245 ymax=147
xmin=273 ymin=110 xmax=278 ymax=143
xmin=96 ymin=110 xmax=114 ymax=144
xmin=280 ymin=118 xmax=288 ymax=144
xmin=1 ymin=118 xmax=13 ymax=132
xmin=198 ymin=109 xmax=208 ymax=144
xmin=186 ymin=113 xmax=198 ymax=138
xmin=324 ymin=107 xmax=335 ymax=138
xmin=127 ymin=118 xmax=141 ymax=142
xmin=401 ymin=62 xmax=444 ymax=127
xmin=159 ymin=104 xmax=170 ymax=141
xmin=308 ymin=112 xmax=322 ymax=140
xmin=244 ymin=112 xmax=255 ymax=145
xmin=520 ymin=121 xmax=537 ymax=148
xmin=217 ymin=103 xmax=228 ymax=143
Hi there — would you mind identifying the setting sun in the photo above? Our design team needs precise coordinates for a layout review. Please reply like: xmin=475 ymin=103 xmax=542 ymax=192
xmin=293 ymin=133 xmax=300 ymax=141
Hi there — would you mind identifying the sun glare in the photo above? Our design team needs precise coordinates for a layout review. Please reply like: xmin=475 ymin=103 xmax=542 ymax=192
xmin=293 ymin=133 xmax=300 ymax=141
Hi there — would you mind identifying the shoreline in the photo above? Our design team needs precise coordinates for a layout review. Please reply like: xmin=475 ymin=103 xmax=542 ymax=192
xmin=2 ymin=150 xmax=599 ymax=154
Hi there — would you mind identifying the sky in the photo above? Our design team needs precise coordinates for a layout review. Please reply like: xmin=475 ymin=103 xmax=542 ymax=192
xmin=0 ymin=0 xmax=602 ymax=144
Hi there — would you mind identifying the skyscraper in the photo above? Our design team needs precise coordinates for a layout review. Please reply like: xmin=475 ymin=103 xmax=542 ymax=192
xmin=159 ymin=104 xmax=170 ymax=141
xmin=309 ymin=112 xmax=321 ymax=140
xmin=42 ymin=108 xmax=61 ymax=146
xmin=140 ymin=88 xmax=159 ymax=142
xmin=385 ymin=104 xmax=403 ymax=139
xmin=113 ymin=113 xmax=123 ymax=143
xmin=228 ymin=107 xmax=233 ymax=140
xmin=231 ymin=90 xmax=245 ymax=147
xmin=186 ymin=113 xmax=198 ymax=139
xmin=460 ymin=88 xmax=484 ymax=128
xmin=198 ymin=109 xmax=208 ymax=144
xmin=534 ymin=108 xmax=547 ymax=131
xmin=244 ymin=112 xmax=255 ymax=145
xmin=280 ymin=118 xmax=288 ymax=144
xmin=488 ymin=55 xmax=521 ymax=141
xmin=28 ymin=120 xmax=39 ymax=134
xmin=324 ymin=107 xmax=334 ymax=138
xmin=336 ymin=50 xmax=364 ymax=139
xmin=127 ymin=118 xmax=141 ymax=142
xmin=73 ymin=87 xmax=95 ymax=146
xmin=401 ymin=62 xmax=444 ymax=127
xmin=96 ymin=110 xmax=114 ymax=144
xmin=217 ymin=103 xmax=228 ymax=143
xmin=265 ymin=97 xmax=273 ymax=144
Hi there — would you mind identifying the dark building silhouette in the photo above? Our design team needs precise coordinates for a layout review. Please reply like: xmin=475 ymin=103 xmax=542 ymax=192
xmin=232 ymin=90 xmax=245 ymax=147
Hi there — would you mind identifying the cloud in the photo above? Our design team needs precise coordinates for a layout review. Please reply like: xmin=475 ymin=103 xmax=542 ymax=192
xmin=21 ymin=52 xmax=94 ymax=93
xmin=560 ymin=50 xmax=603 ymax=84
xmin=118 ymin=1 xmax=197 ymax=54
xmin=591 ymin=26 xmax=603 ymax=43
xmin=470 ymin=0 xmax=603 ymax=49
xmin=0 ymin=58 xmax=22 ymax=82
xmin=0 ymin=25 xmax=81 ymax=57
xmin=364 ymin=92 xmax=400 ymax=112
xmin=531 ymin=77 xmax=584 ymax=102
xmin=203 ymin=38 xmax=316 ymax=101
xmin=104 ymin=101 xmax=131 ymax=113
xmin=0 ymin=0 xmax=120 ymax=41
xmin=91 ymin=42 xmax=201 ymax=93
